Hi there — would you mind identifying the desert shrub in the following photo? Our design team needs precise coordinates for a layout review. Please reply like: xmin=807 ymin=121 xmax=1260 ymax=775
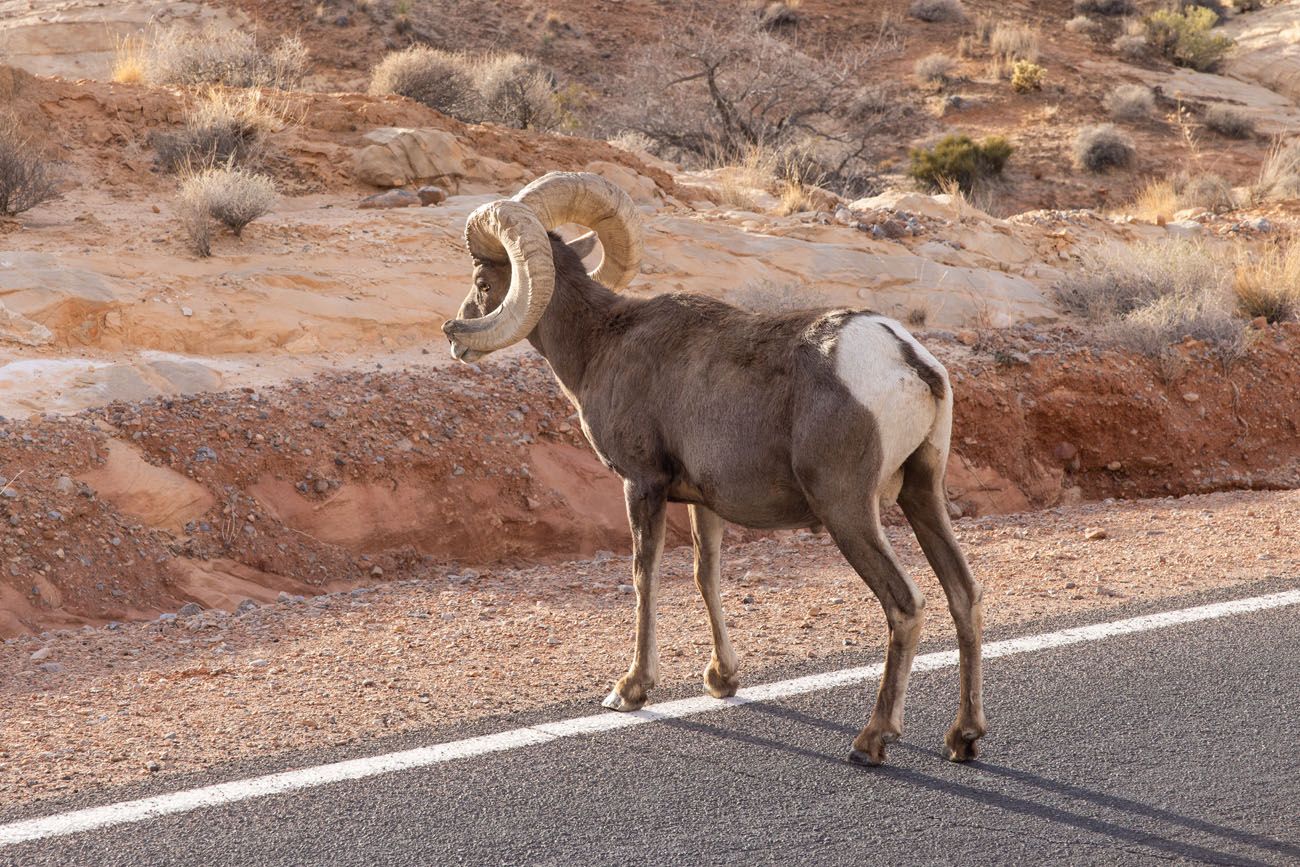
xmin=914 ymin=53 xmax=957 ymax=85
xmin=369 ymin=46 xmax=481 ymax=120
xmin=474 ymin=54 xmax=561 ymax=130
xmin=908 ymin=134 xmax=1012 ymax=193
xmin=1253 ymin=138 xmax=1300 ymax=202
xmin=1073 ymin=0 xmax=1134 ymax=14
xmin=1055 ymin=239 xmax=1227 ymax=319
xmin=177 ymin=164 xmax=276 ymax=256
xmin=1010 ymin=60 xmax=1045 ymax=93
xmin=148 ymin=28 xmax=307 ymax=89
xmin=1073 ymin=123 xmax=1135 ymax=171
xmin=908 ymin=0 xmax=966 ymax=22
xmin=1144 ymin=8 xmax=1234 ymax=71
xmin=990 ymin=23 xmax=1040 ymax=62
xmin=1234 ymin=246 xmax=1300 ymax=322
xmin=1175 ymin=0 xmax=1228 ymax=20
xmin=1104 ymin=84 xmax=1154 ymax=120
xmin=616 ymin=7 xmax=897 ymax=196
xmin=734 ymin=278 xmax=827 ymax=312
xmin=1066 ymin=15 xmax=1104 ymax=36
xmin=0 ymin=117 xmax=59 ymax=216
xmin=756 ymin=1 xmax=801 ymax=29
xmin=1114 ymin=33 xmax=1148 ymax=60
xmin=1173 ymin=171 xmax=1235 ymax=212
xmin=1130 ymin=178 xmax=1178 ymax=222
xmin=153 ymin=90 xmax=282 ymax=173
xmin=1057 ymin=239 xmax=1246 ymax=360
xmin=1106 ymin=292 xmax=1246 ymax=362
xmin=1203 ymin=104 xmax=1254 ymax=139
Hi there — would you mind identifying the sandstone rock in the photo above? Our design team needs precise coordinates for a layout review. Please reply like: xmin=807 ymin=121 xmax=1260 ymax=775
xmin=1084 ymin=527 xmax=1108 ymax=541
xmin=584 ymin=161 xmax=661 ymax=206
xmin=417 ymin=185 xmax=447 ymax=206
xmin=353 ymin=127 xmax=528 ymax=193
xmin=1165 ymin=220 xmax=1203 ymax=239
xmin=358 ymin=189 xmax=420 ymax=210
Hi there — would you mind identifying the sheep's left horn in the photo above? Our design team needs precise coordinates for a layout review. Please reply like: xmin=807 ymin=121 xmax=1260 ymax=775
xmin=514 ymin=171 xmax=643 ymax=291
xmin=447 ymin=199 xmax=555 ymax=352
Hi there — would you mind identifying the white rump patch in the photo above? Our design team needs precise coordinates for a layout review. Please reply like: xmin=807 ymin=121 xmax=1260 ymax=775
xmin=833 ymin=315 xmax=945 ymax=479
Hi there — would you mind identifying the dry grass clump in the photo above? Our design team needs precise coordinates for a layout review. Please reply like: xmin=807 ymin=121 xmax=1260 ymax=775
xmin=908 ymin=0 xmax=966 ymax=22
xmin=0 ymin=116 xmax=59 ymax=217
xmin=153 ymin=90 xmax=285 ymax=173
xmin=1104 ymin=84 xmax=1154 ymax=121
xmin=147 ymin=27 xmax=307 ymax=89
xmin=914 ymin=53 xmax=957 ymax=85
xmin=1114 ymin=33 xmax=1149 ymax=60
xmin=1130 ymin=178 xmax=1178 ymax=222
xmin=990 ymin=23 xmax=1041 ymax=63
xmin=1233 ymin=245 xmax=1300 ymax=323
xmin=734 ymin=278 xmax=827 ymax=312
xmin=1073 ymin=123 xmax=1135 ymax=171
xmin=1174 ymin=171 xmax=1235 ymax=213
xmin=1203 ymin=104 xmax=1254 ymax=139
xmin=177 ymin=164 xmax=276 ymax=257
xmin=1055 ymin=239 xmax=1247 ymax=361
xmin=111 ymin=34 xmax=147 ymax=84
xmin=1074 ymin=0 xmax=1135 ymax=14
xmin=369 ymin=47 xmax=561 ymax=130
xmin=1066 ymin=15 xmax=1104 ymax=36
xmin=1251 ymin=138 xmax=1300 ymax=202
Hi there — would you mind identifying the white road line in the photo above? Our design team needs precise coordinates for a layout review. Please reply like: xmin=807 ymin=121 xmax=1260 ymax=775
xmin=3 ymin=588 xmax=1298 ymax=849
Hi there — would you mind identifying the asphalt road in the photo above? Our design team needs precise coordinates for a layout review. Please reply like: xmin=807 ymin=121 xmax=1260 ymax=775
xmin=4 ymin=591 xmax=1298 ymax=866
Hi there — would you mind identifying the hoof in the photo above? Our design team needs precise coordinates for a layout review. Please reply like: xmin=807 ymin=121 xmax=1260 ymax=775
xmin=945 ymin=726 xmax=984 ymax=762
xmin=601 ymin=690 xmax=643 ymax=712
xmin=703 ymin=664 xmax=740 ymax=699
xmin=847 ymin=748 xmax=883 ymax=768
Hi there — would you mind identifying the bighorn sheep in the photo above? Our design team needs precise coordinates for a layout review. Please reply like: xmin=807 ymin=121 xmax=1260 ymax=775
xmin=443 ymin=172 xmax=985 ymax=765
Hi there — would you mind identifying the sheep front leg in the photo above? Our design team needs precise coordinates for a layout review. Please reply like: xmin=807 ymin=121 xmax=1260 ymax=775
xmin=602 ymin=480 xmax=668 ymax=712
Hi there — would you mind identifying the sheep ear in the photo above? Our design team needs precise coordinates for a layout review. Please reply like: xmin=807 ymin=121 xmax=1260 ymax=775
xmin=567 ymin=230 xmax=599 ymax=260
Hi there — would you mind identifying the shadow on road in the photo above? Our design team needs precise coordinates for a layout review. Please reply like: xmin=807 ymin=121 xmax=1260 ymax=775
xmin=657 ymin=703 xmax=1296 ymax=866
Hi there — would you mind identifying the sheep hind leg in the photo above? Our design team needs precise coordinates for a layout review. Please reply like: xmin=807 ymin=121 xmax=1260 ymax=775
xmin=690 ymin=505 xmax=740 ymax=698
xmin=898 ymin=443 xmax=986 ymax=762
xmin=820 ymin=505 xmax=926 ymax=767
xmin=602 ymin=479 xmax=668 ymax=712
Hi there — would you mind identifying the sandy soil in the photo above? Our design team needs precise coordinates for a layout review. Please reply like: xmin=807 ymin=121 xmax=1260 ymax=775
xmin=1 ymin=488 xmax=1295 ymax=808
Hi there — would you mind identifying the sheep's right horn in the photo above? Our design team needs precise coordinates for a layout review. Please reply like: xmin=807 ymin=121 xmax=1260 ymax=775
xmin=514 ymin=171 xmax=643 ymax=291
xmin=446 ymin=199 xmax=556 ymax=352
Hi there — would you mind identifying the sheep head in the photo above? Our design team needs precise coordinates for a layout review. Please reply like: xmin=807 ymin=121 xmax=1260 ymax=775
xmin=443 ymin=171 xmax=644 ymax=360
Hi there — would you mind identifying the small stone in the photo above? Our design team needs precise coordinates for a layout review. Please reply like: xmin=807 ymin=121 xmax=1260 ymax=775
xmin=371 ymin=565 xmax=384 ymax=578
xmin=249 ymin=658 xmax=268 ymax=668
xmin=1084 ymin=527 xmax=1108 ymax=541
xmin=146 ymin=760 xmax=162 ymax=772
xmin=1106 ymin=461 xmax=1123 ymax=471
xmin=235 ymin=599 xmax=258 ymax=614
xmin=416 ymin=185 xmax=447 ymax=206
xmin=181 ymin=306 xmax=194 ymax=318
xmin=39 ymin=662 xmax=64 ymax=674
xmin=157 ymin=613 xmax=177 ymax=623
xmin=358 ymin=189 xmax=421 ymax=210
xmin=617 ymin=584 xmax=634 ymax=594
xmin=178 ymin=602 xmax=203 ymax=617
xmin=314 ymin=479 xmax=330 ymax=494
xmin=29 ymin=647 xmax=51 ymax=661
xmin=1181 ymin=392 xmax=1199 ymax=403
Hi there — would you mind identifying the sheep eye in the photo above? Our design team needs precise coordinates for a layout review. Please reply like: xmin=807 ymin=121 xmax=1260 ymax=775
xmin=475 ymin=279 xmax=489 ymax=291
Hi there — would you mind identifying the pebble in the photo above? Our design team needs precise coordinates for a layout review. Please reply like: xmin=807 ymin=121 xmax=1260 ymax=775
xmin=358 ymin=189 xmax=420 ymax=209
xmin=39 ymin=662 xmax=64 ymax=674
xmin=1084 ymin=527 xmax=1108 ymax=541
xmin=617 ymin=584 xmax=634 ymax=594
xmin=235 ymin=599 xmax=259 ymax=614
xmin=417 ymin=185 xmax=447 ymax=206
xmin=178 ymin=602 xmax=203 ymax=617
xmin=29 ymin=646 xmax=51 ymax=661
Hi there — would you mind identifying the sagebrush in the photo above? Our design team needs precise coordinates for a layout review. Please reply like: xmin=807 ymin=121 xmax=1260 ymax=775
xmin=1073 ymin=123 xmax=1134 ymax=171
xmin=1203 ymin=104 xmax=1253 ymax=139
xmin=178 ymin=164 xmax=276 ymax=256
xmin=914 ymin=53 xmax=957 ymax=85
xmin=908 ymin=0 xmax=966 ymax=22
xmin=0 ymin=117 xmax=59 ymax=216
xmin=1104 ymin=84 xmax=1154 ymax=121
xmin=153 ymin=90 xmax=285 ymax=173
xmin=1073 ymin=0 xmax=1134 ymax=14
xmin=147 ymin=28 xmax=307 ymax=88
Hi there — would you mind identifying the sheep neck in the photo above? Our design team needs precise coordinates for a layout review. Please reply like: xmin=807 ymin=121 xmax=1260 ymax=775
xmin=527 ymin=272 xmax=619 ymax=396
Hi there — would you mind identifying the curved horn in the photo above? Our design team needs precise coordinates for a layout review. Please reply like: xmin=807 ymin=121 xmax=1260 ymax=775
xmin=447 ymin=199 xmax=555 ymax=352
xmin=513 ymin=171 xmax=643 ymax=291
